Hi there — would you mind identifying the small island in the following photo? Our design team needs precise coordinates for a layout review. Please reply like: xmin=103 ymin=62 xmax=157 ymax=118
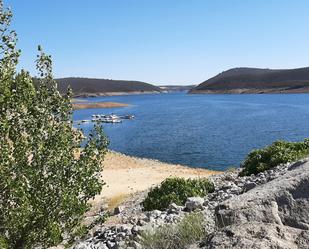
xmin=72 ymin=101 xmax=129 ymax=110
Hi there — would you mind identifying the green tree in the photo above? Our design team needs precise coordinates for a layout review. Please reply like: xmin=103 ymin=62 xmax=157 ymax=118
xmin=0 ymin=1 xmax=108 ymax=248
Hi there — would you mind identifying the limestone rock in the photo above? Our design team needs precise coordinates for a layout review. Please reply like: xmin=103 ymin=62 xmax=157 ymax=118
xmin=204 ymin=160 xmax=309 ymax=248
xmin=185 ymin=197 xmax=204 ymax=211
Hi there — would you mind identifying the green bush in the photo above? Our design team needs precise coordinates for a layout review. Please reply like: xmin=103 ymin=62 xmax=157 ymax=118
xmin=240 ymin=139 xmax=309 ymax=176
xmin=0 ymin=2 xmax=108 ymax=248
xmin=140 ymin=212 xmax=205 ymax=249
xmin=142 ymin=177 xmax=214 ymax=211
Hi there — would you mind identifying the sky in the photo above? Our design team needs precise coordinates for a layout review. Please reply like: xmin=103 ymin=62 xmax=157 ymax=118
xmin=4 ymin=0 xmax=309 ymax=85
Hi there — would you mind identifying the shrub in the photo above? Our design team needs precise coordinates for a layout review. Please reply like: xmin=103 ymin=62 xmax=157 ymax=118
xmin=140 ymin=212 xmax=205 ymax=249
xmin=0 ymin=2 xmax=108 ymax=248
xmin=142 ymin=177 xmax=214 ymax=211
xmin=240 ymin=139 xmax=309 ymax=176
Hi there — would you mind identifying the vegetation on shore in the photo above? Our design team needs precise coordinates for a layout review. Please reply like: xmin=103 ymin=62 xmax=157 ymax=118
xmin=240 ymin=139 xmax=309 ymax=176
xmin=140 ymin=212 xmax=205 ymax=249
xmin=0 ymin=2 xmax=108 ymax=248
xmin=142 ymin=177 xmax=214 ymax=211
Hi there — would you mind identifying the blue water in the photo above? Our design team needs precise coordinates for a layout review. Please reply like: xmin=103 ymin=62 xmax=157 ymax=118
xmin=73 ymin=92 xmax=309 ymax=171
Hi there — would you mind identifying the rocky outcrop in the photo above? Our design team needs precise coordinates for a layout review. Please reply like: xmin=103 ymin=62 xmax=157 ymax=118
xmin=204 ymin=159 xmax=309 ymax=249
xmin=204 ymin=223 xmax=309 ymax=249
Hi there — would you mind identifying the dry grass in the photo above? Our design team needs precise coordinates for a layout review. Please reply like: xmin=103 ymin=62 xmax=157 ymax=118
xmin=106 ymin=193 xmax=128 ymax=211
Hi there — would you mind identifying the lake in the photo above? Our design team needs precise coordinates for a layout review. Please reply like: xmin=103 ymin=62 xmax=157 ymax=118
xmin=73 ymin=92 xmax=309 ymax=171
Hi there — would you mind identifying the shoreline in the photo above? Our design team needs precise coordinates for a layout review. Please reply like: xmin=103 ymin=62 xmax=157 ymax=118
xmin=189 ymin=88 xmax=309 ymax=94
xmin=73 ymin=91 xmax=162 ymax=98
xmin=89 ymin=151 xmax=221 ymax=212
xmin=72 ymin=101 xmax=129 ymax=110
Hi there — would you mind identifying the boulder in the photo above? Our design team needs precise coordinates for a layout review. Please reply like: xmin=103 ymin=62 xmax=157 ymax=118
xmin=204 ymin=222 xmax=309 ymax=249
xmin=204 ymin=160 xmax=309 ymax=248
xmin=185 ymin=197 xmax=204 ymax=211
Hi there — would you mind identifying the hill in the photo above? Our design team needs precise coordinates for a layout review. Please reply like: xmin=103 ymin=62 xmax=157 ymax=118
xmin=190 ymin=67 xmax=309 ymax=94
xmin=55 ymin=77 xmax=162 ymax=97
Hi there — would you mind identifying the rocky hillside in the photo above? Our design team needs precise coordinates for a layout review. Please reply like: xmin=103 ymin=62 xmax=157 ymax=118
xmin=190 ymin=67 xmax=309 ymax=94
xmin=71 ymin=158 xmax=309 ymax=249
xmin=55 ymin=78 xmax=162 ymax=97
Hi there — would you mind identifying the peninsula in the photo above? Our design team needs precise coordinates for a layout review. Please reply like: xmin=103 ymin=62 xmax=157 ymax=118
xmin=56 ymin=77 xmax=162 ymax=97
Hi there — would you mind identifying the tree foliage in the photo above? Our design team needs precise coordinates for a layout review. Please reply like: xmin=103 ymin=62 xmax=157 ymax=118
xmin=240 ymin=139 xmax=309 ymax=176
xmin=0 ymin=1 xmax=108 ymax=248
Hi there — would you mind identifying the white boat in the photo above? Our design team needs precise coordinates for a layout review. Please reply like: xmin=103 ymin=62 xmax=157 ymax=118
xmin=124 ymin=115 xmax=135 ymax=119
xmin=102 ymin=118 xmax=122 ymax=123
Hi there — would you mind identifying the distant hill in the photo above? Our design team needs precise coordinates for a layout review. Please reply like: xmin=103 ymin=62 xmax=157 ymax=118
xmin=190 ymin=67 xmax=309 ymax=94
xmin=159 ymin=85 xmax=196 ymax=92
xmin=55 ymin=77 xmax=162 ymax=97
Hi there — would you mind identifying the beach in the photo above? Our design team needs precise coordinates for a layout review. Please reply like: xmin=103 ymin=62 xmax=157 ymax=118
xmin=89 ymin=151 xmax=220 ymax=212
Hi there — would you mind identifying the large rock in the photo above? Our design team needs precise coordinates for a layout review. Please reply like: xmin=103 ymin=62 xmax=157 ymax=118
xmin=204 ymin=160 xmax=309 ymax=249
xmin=185 ymin=197 xmax=204 ymax=211
xmin=204 ymin=222 xmax=309 ymax=249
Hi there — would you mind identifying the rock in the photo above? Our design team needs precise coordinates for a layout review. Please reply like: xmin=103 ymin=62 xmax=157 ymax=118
xmin=137 ymin=219 xmax=147 ymax=226
xmin=204 ymin=160 xmax=309 ymax=248
xmin=185 ymin=197 xmax=204 ymax=211
xmin=204 ymin=222 xmax=309 ymax=249
xmin=168 ymin=202 xmax=183 ymax=213
xmin=131 ymin=225 xmax=140 ymax=234
xmin=243 ymin=181 xmax=257 ymax=192
xmin=73 ymin=243 xmax=90 ymax=249
xmin=114 ymin=205 xmax=125 ymax=215
xmin=94 ymin=243 xmax=109 ymax=249
xmin=106 ymin=241 xmax=116 ymax=249
xmin=150 ymin=209 xmax=162 ymax=218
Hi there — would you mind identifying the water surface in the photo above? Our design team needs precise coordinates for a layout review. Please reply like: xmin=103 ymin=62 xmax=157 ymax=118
xmin=73 ymin=92 xmax=309 ymax=171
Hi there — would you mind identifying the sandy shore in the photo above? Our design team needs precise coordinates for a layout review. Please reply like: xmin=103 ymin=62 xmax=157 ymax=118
xmin=89 ymin=151 xmax=220 ymax=211
xmin=73 ymin=102 xmax=129 ymax=110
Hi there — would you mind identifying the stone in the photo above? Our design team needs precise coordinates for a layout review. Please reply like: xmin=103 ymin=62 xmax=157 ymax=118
xmin=204 ymin=160 xmax=309 ymax=248
xmin=94 ymin=242 xmax=108 ymax=249
xmin=114 ymin=205 xmax=125 ymax=215
xmin=243 ymin=181 xmax=257 ymax=192
xmin=106 ymin=241 xmax=116 ymax=249
xmin=151 ymin=209 xmax=162 ymax=218
xmin=73 ymin=243 xmax=90 ymax=249
xmin=185 ymin=197 xmax=204 ymax=211
xmin=204 ymin=222 xmax=309 ymax=249
xmin=168 ymin=202 xmax=183 ymax=213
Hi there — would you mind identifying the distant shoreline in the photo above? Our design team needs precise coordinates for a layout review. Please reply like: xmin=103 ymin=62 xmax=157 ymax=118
xmin=189 ymin=87 xmax=309 ymax=94
xmin=73 ymin=101 xmax=129 ymax=110
xmin=73 ymin=91 xmax=161 ymax=98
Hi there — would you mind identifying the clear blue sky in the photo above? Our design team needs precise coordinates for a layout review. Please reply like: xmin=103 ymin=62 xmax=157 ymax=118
xmin=4 ymin=0 xmax=309 ymax=85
